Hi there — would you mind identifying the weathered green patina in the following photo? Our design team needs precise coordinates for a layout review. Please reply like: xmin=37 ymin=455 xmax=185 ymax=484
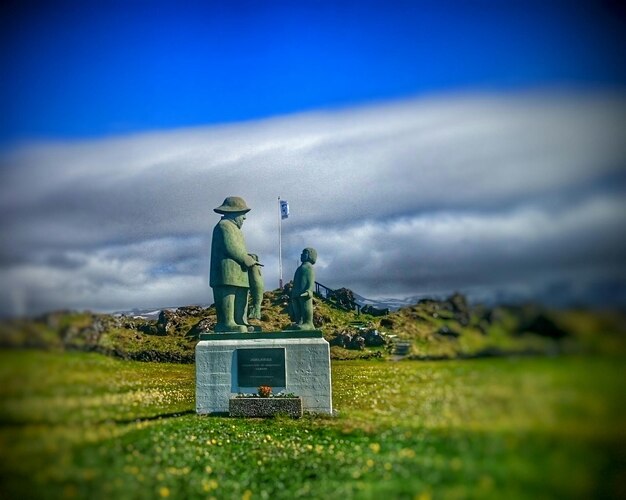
xmin=284 ymin=248 xmax=317 ymax=331
xmin=210 ymin=196 xmax=262 ymax=333
xmin=247 ymin=253 xmax=264 ymax=320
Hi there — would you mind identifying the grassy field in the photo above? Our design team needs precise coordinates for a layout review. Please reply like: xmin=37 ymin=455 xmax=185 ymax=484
xmin=0 ymin=351 xmax=624 ymax=499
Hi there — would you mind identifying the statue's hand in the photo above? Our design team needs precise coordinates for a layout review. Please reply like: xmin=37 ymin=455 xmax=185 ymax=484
xmin=243 ymin=255 xmax=257 ymax=268
xmin=300 ymin=291 xmax=311 ymax=299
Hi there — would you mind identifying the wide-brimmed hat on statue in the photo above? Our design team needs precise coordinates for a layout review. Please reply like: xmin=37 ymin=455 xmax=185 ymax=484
xmin=214 ymin=196 xmax=251 ymax=214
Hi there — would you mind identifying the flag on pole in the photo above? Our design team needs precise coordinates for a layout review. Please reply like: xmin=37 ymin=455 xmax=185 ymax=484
xmin=280 ymin=200 xmax=289 ymax=219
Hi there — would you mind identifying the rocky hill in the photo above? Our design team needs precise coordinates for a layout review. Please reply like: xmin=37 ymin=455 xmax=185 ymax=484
xmin=0 ymin=287 xmax=624 ymax=363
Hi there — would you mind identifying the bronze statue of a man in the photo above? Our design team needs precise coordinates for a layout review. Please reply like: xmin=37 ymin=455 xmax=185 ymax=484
xmin=209 ymin=196 xmax=261 ymax=333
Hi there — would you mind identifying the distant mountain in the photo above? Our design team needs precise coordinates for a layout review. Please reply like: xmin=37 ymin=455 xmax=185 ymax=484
xmin=113 ymin=305 xmax=207 ymax=320
xmin=352 ymin=292 xmax=434 ymax=311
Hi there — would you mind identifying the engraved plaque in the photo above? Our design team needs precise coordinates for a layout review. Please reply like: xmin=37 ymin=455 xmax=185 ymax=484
xmin=237 ymin=348 xmax=286 ymax=387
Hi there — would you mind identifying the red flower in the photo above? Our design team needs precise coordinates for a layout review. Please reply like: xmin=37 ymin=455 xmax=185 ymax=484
xmin=258 ymin=385 xmax=272 ymax=398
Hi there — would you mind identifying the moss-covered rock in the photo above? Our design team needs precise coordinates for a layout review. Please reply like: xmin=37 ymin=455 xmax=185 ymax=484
xmin=1 ymin=289 xmax=624 ymax=363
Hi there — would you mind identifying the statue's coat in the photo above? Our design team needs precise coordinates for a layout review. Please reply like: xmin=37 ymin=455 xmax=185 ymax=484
xmin=210 ymin=219 xmax=251 ymax=288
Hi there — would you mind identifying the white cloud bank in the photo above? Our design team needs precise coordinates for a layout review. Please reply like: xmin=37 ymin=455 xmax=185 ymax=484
xmin=1 ymin=90 xmax=625 ymax=315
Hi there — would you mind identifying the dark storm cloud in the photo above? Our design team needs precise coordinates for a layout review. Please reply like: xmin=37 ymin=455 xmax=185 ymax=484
xmin=297 ymin=196 xmax=626 ymax=298
xmin=1 ymin=90 xmax=625 ymax=315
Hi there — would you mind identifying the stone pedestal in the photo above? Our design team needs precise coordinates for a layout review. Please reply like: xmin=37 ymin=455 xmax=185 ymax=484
xmin=195 ymin=331 xmax=332 ymax=415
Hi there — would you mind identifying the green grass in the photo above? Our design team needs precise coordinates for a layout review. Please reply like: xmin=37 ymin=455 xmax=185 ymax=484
xmin=0 ymin=351 xmax=624 ymax=499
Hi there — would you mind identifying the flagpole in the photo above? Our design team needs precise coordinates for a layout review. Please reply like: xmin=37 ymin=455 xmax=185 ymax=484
xmin=278 ymin=196 xmax=283 ymax=289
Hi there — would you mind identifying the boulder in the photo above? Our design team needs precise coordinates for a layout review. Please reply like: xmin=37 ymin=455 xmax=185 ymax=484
xmin=361 ymin=305 xmax=390 ymax=317
xmin=445 ymin=293 xmax=470 ymax=325
xmin=138 ymin=322 xmax=159 ymax=335
xmin=363 ymin=329 xmax=386 ymax=347
xmin=329 ymin=287 xmax=357 ymax=311
xmin=436 ymin=325 xmax=461 ymax=338
xmin=313 ymin=311 xmax=331 ymax=328
xmin=330 ymin=332 xmax=352 ymax=348
xmin=517 ymin=313 xmax=569 ymax=339
xmin=177 ymin=305 xmax=205 ymax=317
xmin=157 ymin=310 xmax=180 ymax=335
xmin=380 ymin=317 xmax=394 ymax=329
xmin=351 ymin=335 xmax=366 ymax=350
xmin=188 ymin=318 xmax=216 ymax=337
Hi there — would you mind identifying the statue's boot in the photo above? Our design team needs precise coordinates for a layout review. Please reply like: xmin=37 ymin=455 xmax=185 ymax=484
xmin=295 ymin=322 xmax=315 ymax=331
xmin=215 ymin=322 xmax=248 ymax=333
xmin=214 ymin=286 xmax=248 ymax=333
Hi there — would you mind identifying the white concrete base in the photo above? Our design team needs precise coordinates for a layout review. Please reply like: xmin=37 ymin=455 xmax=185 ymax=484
xmin=196 ymin=333 xmax=332 ymax=415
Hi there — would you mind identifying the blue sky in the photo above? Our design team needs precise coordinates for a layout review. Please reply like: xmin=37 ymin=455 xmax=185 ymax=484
xmin=2 ymin=1 xmax=625 ymax=142
xmin=1 ymin=1 xmax=625 ymax=314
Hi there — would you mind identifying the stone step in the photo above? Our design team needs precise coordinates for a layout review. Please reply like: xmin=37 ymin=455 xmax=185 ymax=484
xmin=392 ymin=340 xmax=412 ymax=355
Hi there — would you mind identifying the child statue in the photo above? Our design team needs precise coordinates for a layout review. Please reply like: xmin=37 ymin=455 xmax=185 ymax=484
xmin=247 ymin=253 xmax=264 ymax=320
xmin=286 ymin=248 xmax=317 ymax=331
